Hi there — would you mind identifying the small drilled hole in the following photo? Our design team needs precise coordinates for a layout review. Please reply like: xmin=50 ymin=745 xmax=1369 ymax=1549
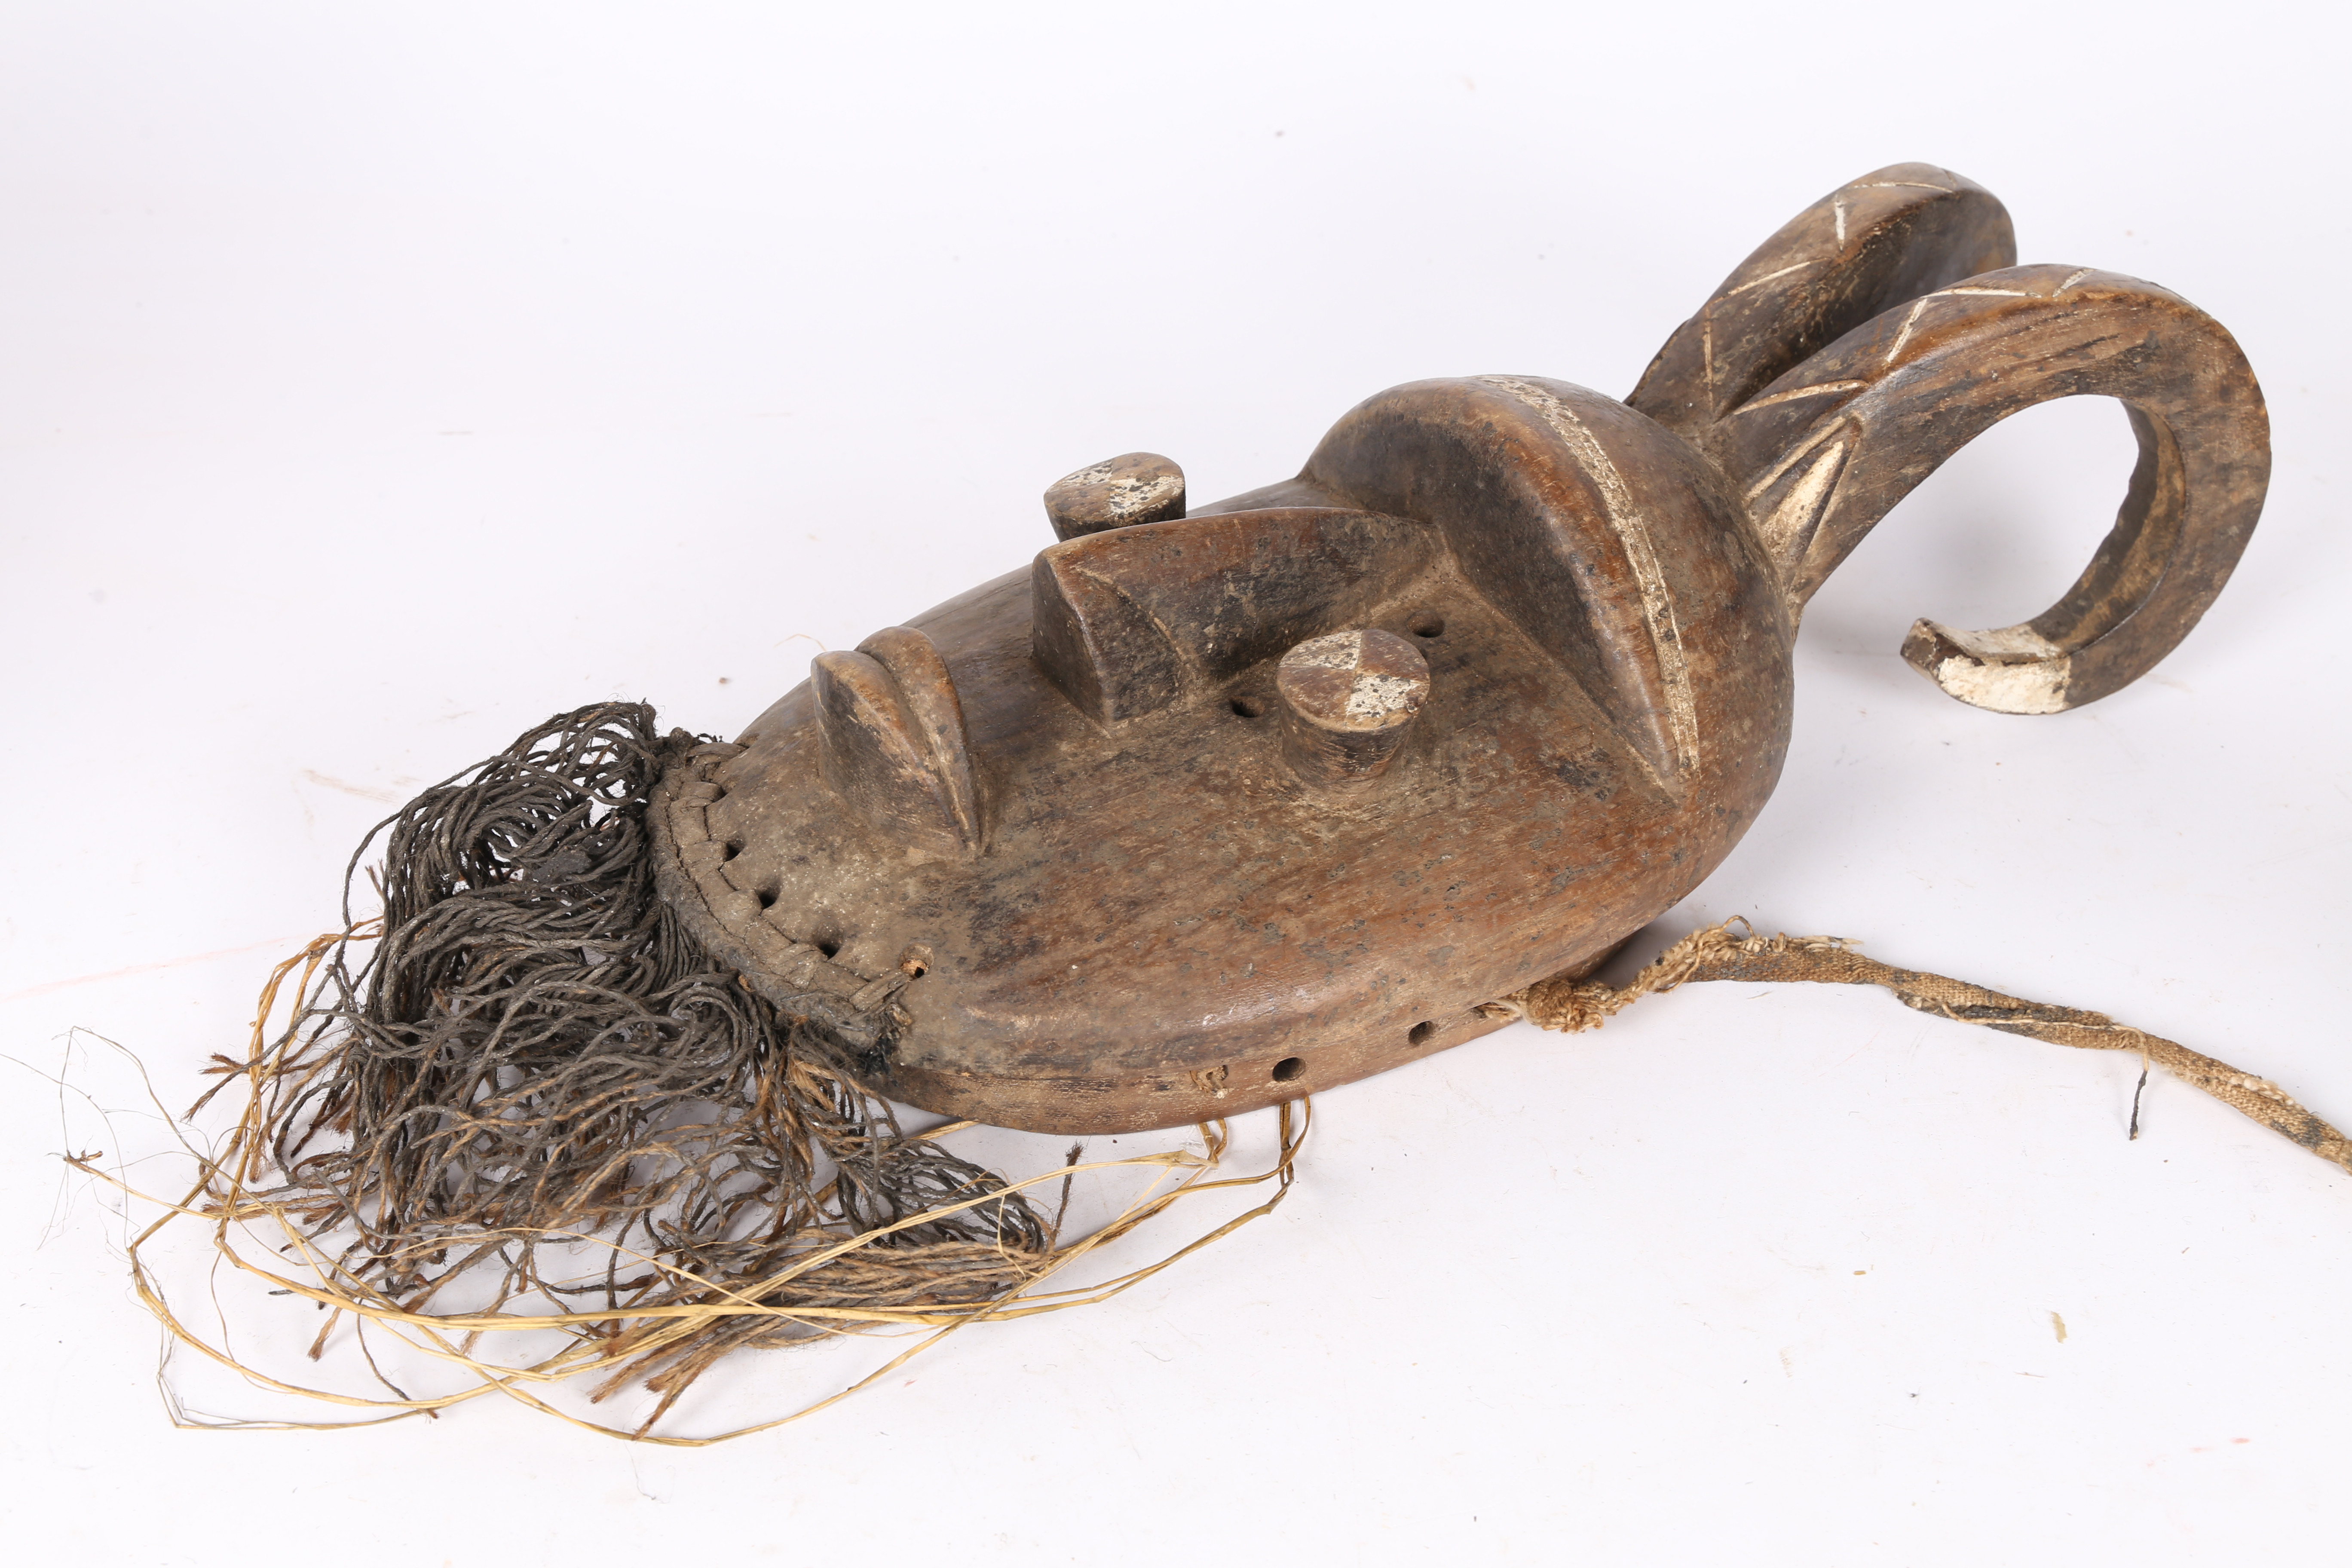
xmin=815 ymin=938 xmax=842 ymax=959
xmin=721 ymin=839 xmax=744 ymax=861
xmin=1408 ymin=612 xmax=1445 ymax=638
xmin=756 ymin=889 xmax=778 ymax=910
xmin=1408 ymin=1020 xmax=1437 ymax=1047
xmin=1271 ymin=1056 xmax=1305 ymax=1083
xmin=899 ymin=943 xmax=934 ymax=978
xmin=1231 ymin=697 xmax=1265 ymax=718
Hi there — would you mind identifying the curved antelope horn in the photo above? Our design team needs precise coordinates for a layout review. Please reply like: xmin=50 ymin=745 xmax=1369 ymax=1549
xmin=1715 ymin=265 xmax=2268 ymax=713
xmin=1629 ymin=162 xmax=2016 ymax=452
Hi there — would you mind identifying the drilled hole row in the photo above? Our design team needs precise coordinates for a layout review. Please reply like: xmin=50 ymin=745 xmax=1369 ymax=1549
xmin=720 ymin=845 xmax=843 ymax=953
xmin=712 ymin=834 xmax=844 ymax=954
xmin=1264 ymin=1018 xmax=1437 ymax=1088
xmin=692 ymin=752 xmax=861 ymax=966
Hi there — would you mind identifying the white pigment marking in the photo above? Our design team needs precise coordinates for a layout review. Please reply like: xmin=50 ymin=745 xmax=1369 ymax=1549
xmin=1760 ymin=436 xmax=1849 ymax=570
xmin=1883 ymin=296 xmax=1932 ymax=365
xmin=1733 ymin=379 xmax=1867 ymax=415
xmin=1104 ymin=472 xmax=1181 ymax=518
xmin=1743 ymin=415 xmax=1848 ymax=502
xmin=1722 ymin=258 xmax=1827 ymax=298
xmin=1056 ymin=460 xmax=1116 ymax=489
xmin=1945 ymin=622 xmax=2064 ymax=660
xmin=1480 ymin=377 xmax=1700 ymax=778
xmin=1931 ymin=653 xmax=2071 ymax=714
xmin=1916 ymin=620 xmax=2073 ymax=713
xmin=1285 ymin=630 xmax=1363 ymax=669
xmin=1345 ymin=671 xmax=1422 ymax=721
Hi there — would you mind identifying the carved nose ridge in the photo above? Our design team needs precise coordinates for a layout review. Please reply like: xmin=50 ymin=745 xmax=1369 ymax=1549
xmin=812 ymin=625 xmax=984 ymax=859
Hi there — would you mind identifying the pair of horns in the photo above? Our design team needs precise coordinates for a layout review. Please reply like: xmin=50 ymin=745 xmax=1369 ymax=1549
xmin=1632 ymin=161 xmax=2267 ymax=715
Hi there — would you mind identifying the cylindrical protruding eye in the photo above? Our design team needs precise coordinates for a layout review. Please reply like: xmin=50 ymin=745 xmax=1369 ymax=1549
xmin=1042 ymin=451 xmax=1186 ymax=540
xmin=1272 ymin=628 xmax=1430 ymax=787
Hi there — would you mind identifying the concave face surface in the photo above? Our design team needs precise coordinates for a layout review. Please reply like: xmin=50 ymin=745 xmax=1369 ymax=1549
xmin=660 ymin=378 xmax=1795 ymax=1133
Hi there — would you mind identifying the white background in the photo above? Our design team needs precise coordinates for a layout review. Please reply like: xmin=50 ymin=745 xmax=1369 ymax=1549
xmin=3 ymin=3 xmax=2346 ymax=1563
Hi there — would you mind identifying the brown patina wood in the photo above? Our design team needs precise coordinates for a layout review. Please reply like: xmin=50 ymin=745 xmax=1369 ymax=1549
xmin=649 ymin=162 xmax=2268 ymax=1135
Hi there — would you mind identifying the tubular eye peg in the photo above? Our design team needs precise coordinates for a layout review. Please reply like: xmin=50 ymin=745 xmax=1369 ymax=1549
xmin=1043 ymin=452 xmax=1185 ymax=540
xmin=1274 ymin=628 xmax=1430 ymax=788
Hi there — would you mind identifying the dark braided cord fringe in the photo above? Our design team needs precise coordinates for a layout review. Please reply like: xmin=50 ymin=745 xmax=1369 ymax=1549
xmin=240 ymin=703 xmax=1053 ymax=1426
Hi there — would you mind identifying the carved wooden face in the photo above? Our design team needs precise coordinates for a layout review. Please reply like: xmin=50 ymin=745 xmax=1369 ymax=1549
xmin=655 ymin=375 xmax=1795 ymax=1134
xmin=651 ymin=162 xmax=2263 ymax=1135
